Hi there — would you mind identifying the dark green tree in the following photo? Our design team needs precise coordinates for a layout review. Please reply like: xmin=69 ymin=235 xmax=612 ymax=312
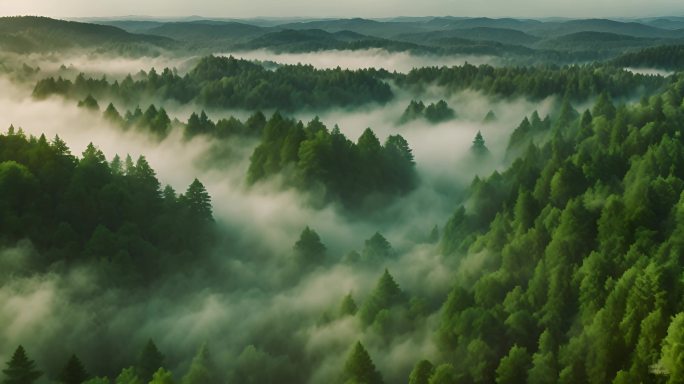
xmin=2 ymin=346 xmax=42 ymax=384
xmin=342 ymin=342 xmax=383 ymax=384
xmin=471 ymin=131 xmax=489 ymax=156
xmin=137 ymin=340 xmax=165 ymax=383
xmin=293 ymin=226 xmax=326 ymax=265
xmin=183 ymin=179 xmax=213 ymax=221
xmin=59 ymin=355 xmax=89 ymax=384
xmin=409 ymin=360 xmax=435 ymax=384
xmin=339 ymin=292 xmax=358 ymax=317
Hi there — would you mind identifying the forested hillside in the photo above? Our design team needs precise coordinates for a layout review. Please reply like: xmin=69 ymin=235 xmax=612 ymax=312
xmin=32 ymin=55 xmax=393 ymax=110
xmin=4 ymin=11 xmax=684 ymax=384
xmin=434 ymin=73 xmax=684 ymax=384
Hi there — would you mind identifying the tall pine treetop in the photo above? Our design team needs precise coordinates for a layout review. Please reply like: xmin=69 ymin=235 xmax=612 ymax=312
xmin=2 ymin=345 xmax=42 ymax=384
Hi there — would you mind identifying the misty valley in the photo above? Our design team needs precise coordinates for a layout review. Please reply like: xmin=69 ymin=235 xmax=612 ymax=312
xmin=2 ymin=13 xmax=684 ymax=384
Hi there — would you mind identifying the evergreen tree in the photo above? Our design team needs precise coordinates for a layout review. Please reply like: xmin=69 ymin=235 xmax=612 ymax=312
xmin=471 ymin=131 xmax=490 ymax=156
xmin=339 ymin=292 xmax=358 ymax=317
xmin=362 ymin=232 xmax=393 ymax=262
xmin=59 ymin=355 xmax=89 ymax=384
xmin=115 ymin=367 xmax=142 ymax=384
xmin=495 ymin=345 xmax=531 ymax=384
xmin=342 ymin=342 xmax=383 ymax=384
xmin=409 ymin=360 xmax=434 ymax=384
xmin=293 ymin=226 xmax=326 ymax=265
xmin=149 ymin=368 xmax=174 ymax=384
xmin=181 ymin=344 xmax=217 ymax=384
xmin=77 ymin=95 xmax=99 ymax=110
xmin=359 ymin=269 xmax=405 ymax=325
xmin=660 ymin=313 xmax=684 ymax=384
xmin=183 ymin=179 xmax=213 ymax=221
xmin=2 ymin=346 xmax=42 ymax=384
xmin=137 ymin=340 xmax=165 ymax=383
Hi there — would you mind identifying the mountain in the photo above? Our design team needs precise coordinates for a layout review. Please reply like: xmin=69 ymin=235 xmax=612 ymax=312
xmin=275 ymin=18 xmax=432 ymax=38
xmin=146 ymin=21 xmax=267 ymax=44
xmin=397 ymin=27 xmax=540 ymax=46
xmin=535 ymin=31 xmax=668 ymax=53
xmin=0 ymin=16 xmax=174 ymax=53
xmin=526 ymin=18 xmax=678 ymax=38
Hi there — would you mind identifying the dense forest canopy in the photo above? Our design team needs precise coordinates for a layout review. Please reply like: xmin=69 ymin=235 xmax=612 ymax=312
xmin=4 ymin=12 xmax=684 ymax=384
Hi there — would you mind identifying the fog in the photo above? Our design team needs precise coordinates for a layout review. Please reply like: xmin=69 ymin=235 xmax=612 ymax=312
xmin=0 ymin=51 xmax=556 ymax=383
xmin=624 ymin=67 xmax=675 ymax=77
xmin=222 ymin=48 xmax=498 ymax=73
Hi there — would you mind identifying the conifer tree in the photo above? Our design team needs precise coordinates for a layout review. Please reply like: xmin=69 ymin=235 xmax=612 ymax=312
xmin=2 ymin=346 xmax=42 ymax=384
xmin=137 ymin=340 xmax=165 ymax=383
xmin=342 ymin=342 xmax=383 ymax=384
xmin=59 ymin=355 xmax=89 ymax=384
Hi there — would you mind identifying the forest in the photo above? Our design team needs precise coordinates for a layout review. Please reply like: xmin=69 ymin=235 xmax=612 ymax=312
xmin=2 ymin=11 xmax=684 ymax=384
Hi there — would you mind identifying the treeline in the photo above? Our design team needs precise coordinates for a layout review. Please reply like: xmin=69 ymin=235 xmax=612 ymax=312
xmin=1 ymin=340 xmax=218 ymax=384
xmin=431 ymin=73 xmax=684 ymax=383
xmin=399 ymin=99 xmax=456 ymax=124
xmin=32 ymin=55 xmax=393 ymax=111
xmin=0 ymin=127 xmax=214 ymax=283
xmin=396 ymin=63 xmax=668 ymax=101
xmin=612 ymin=44 xmax=684 ymax=70
xmin=98 ymin=101 xmax=267 ymax=141
xmin=247 ymin=113 xmax=417 ymax=209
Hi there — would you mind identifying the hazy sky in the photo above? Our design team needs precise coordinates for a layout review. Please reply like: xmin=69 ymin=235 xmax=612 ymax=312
xmin=0 ymin=0 xmax=682 ymax=19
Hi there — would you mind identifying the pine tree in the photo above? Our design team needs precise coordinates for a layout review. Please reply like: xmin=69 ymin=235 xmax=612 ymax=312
xmin=342 ymin=342 xmax=383 ymax=384
xmin=59 ymin=355 xmax=89 ymax=384
xmin=409 ymin=360 xmax=434 ymax=384
xmin=359 ymin=269 xmax=405 ymax=325
xmin=660 ymin=313 xmax=684 ymax=383
xmin=137 ymin=340 xmax=165 ymax=383
xmin=181 ymin=343 xmax=218 ymax=384
xmin=2 ymin=346 xmax=42 ymax=384
xmin=293 ymin=226 xmax=326 ymax=265
xmin=471 ymin=131 xmax=490 ymax=156
xmin=183 ymin=179 xmax=213 ymax=221
xmin=149 ymin=368 xmax=174 ymax=384
xmin=339 ymin=292 xmax=358 ymax=317
xmin=362 ymin=232 xmax=392 ymax=261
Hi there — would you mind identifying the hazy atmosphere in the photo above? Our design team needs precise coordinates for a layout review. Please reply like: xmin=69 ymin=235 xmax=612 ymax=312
xmin=2 ymin=3 xmax=684 ymax=384
xmin=1 ymin=0 xmax=683 ymax=18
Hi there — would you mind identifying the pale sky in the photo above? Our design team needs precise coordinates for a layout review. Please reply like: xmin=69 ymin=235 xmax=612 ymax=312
xmin=0 ymin=0 xmax=682 ymax=19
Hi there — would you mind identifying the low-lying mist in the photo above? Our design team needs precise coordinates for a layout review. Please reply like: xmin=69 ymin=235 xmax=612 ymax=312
xmin=0 ymin=55 xmax=553 ymax=382
xmin=221 ymin=48 xmax=498 ymax=73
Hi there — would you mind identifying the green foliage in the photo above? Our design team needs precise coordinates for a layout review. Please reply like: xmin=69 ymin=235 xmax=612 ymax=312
xmin=340 ymin=292 xmax=359 ymax=317
xmin=362 ymin=233 xmax=393 ymax=262
xmin=248 ymin=115 xmax=416 ymax=209
xmin=660 ymin=313 xmax=684 ymax=383
xmin=359 ymin=270 xmax=405 ymax=325
xmin=0 ymin=130 xmax=215 ymax=282
xmin=2 ymin=346 xmax=42 ymax=384
xmin=77 ymin=94 xmax=99 ymax=110
xmin=33 ymin=55 xmax=392 ymax=111
xmin=137 ymin=340 xmax=165 ymax=383
xmin=342 ymin=342 xmax=383 ymax=384
xmin=59 ymin=355 xmax=89 ymax=384
xmin=181 ymin=344 xmax=218 ymax=384
xmin=293 ymin=226 xmax=326 ymax=266
xmin=612 ymin=45 xmax=684 ymax=70
xmin=115 ymin=367 xmax=142 ymax=384
xmin=427 ymin=364 xmax=458 ymax=384
xmin=400 ymin=100 xmax=455 ymax=124
xmin=397 ymin=63 xmax=666 ymax=101
xmin=471 ymin=131 xmax=489 ymax=156
xmin=149 ymin=368 xmax=174 ymax=384
xmin=409 ymin=360 xmax=434 ymax=384
xmin=437 ymin=75 xmax=684 ymax=384
xmin=495 ymin=345 xmax=531 ymax=384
